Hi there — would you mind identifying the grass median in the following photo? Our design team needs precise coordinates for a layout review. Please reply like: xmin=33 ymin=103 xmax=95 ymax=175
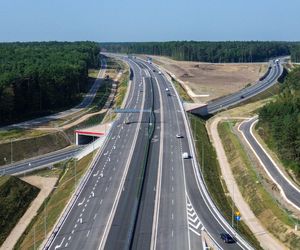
xmin=218 ymin=121 xmax=300 ymax=249
xmin=14 ymin=153 xmax=93 ymax=250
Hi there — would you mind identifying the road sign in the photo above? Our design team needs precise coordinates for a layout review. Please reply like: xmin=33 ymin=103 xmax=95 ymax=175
xmin=235 ymin=211 xmax=240 ymax=216
xmin=235 ymin=216 xmax=241 ymax=221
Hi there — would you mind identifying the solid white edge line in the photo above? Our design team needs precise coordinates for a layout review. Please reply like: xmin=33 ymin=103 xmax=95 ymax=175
xmin=150 ymin=77 xmax=164 ymax=250
xmin=97 ymin=62 xmax=146 ymax=250
xmin=238 ymin=117 xmax=300 ymax=211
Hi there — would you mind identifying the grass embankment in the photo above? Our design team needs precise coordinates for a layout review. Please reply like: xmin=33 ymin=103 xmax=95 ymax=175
xmin=15 ymin=153 xmax=93 ymax=250
xmin=0 ymin=132 xmax=70 ymax=166
xmin=171 ymin=78 xmax=193 ymax=102
xmin=256 ymin=122 xmax=300 ymax=186
xmin=188 ymin=114 xmax=261 ymax=249
xmin=0 ymin=176 xmax=40 ymax=246
xmin=218 ymin=121 xmax=300 ymax=249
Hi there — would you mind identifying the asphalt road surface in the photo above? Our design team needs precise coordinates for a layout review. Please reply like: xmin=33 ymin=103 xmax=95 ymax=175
xmin=207 ymin=59 xmax=283 ymax=114
xmin=45 ymin=56 xmax=252 ymax=250
xmin=46 ymin=57 xmax=150 ymax=250
xmin=0 ymin=147 xmax=81 ymax=175
xmin=239 ymin=117 xmax=300 ymax=210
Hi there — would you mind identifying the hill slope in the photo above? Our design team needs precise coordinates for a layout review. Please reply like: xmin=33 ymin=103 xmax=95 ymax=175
xmin=0 ymin=175 xmax=40 ymax=246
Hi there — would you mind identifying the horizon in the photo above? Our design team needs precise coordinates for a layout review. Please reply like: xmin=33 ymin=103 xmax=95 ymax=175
xmin=1 ymin=0 xmax=300 ymax=42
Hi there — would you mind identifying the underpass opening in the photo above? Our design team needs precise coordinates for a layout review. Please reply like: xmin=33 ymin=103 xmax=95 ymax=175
xmin=75 ymin=131 xmax=104 ymax=145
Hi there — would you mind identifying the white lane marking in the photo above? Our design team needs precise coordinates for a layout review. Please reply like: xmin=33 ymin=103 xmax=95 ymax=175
xmin=172 ymin=199 xmax=174 ymax=205
xmin=74 ymin=224 xmax=77 ymax=228
xmin=77 ymin=197 xmax=85 ymax=206
xmin=172 ymin=213 xmax=174 ymax=220
xmin=68 ymin=236 xmax=72 ymax=241
xmin=151 ymin=76 xmax=165 ymax=250
xmin=71 ymin=230 xmax=74 ymax=234
xmin=186 ymin=195 xmax=202 ymax=235
xmin=87 ymin=199 xmax=90 ymax=203
xmin=80 ymin=213 xmax=82 ymax=217
xmin=105 ymin=187 xmax=108 ymax=192
xmin=65 ymin=242 xmax=69 ymax=248
xmin=54 ymin=237 xmax=65 ymax=249
xmin=100 ymin=199 xmax=103 ymax=205
xmin=93 ymin=170 xmax=99 ymax=177
xmin=171 ymin=230 xmax=174 ymax=238
xmin=86 ymin=230 xmax=90 ymax=237
xmin=98 ymin=63 xmax=147 ymax=250
xmin=91 ymin=191 xmax=95 ymax=197
xmin=94 ymin=213 xmax=98 ymax=220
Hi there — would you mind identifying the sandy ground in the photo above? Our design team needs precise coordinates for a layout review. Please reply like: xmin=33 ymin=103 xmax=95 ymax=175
xmin=208 ymin=116 xmax=286 ymax=250
xmin=1 ymin=176 xmax=57 ymax=250
xmin=147 ymin=55 xmax=268 ymax=102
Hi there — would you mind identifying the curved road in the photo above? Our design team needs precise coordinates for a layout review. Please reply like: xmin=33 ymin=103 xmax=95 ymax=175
xmin=200 ymin=58 xmax=284 ymax=114
xmin=239 ymin=117 xmax=300 ymax=210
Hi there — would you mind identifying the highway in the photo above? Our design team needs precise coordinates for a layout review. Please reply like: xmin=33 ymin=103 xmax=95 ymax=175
xmin=0 ymin=147 xmax=81 ymax=176
xmin=206 ymin=59 xmax=283 ymax=114
xmin=44 ymin=55 xmax=254 ymax=250
xmin=45 ymin=56 xmax=150 ymax=250
xmin=135 ymin=59 xmax=249 ymax=250
xmin=239 ymin=117 xmax=300 ymax=210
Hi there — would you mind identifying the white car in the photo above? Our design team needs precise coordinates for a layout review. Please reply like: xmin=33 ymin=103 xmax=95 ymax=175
xmin=158 ymin=71 xmax=162 ymax=75
xmin=176 ymin=134 xmax=183 ymax=138
xmin=182 ymin=152 xmax=190 ymax=159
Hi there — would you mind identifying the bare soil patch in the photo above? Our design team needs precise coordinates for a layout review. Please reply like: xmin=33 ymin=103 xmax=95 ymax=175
xmin=146 ymin=55 xmax=268 ymax=102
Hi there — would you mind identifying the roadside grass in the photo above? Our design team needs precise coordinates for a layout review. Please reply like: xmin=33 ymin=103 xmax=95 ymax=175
xmin=0 ymin=129 xmax=48 ymax=143
xmin=15 ymin=153 xmax=93 ymax=250
xmin=114 ymin=69 xmax=129 ymax=109
xmin=256 ymin=122 xmax=300 ymax=185
xmin=188 ymin=114 xmax=261 ymax=249
xmin=171 ymin=78 xmax=193 ymax=102
xmin=88 ymin=68 xmax=100 ymax=79
xmin=218 ymin=121 xmax=300 ymax=249
xmin=0 ymin=175 xmax=40 ymax=246
xmin=0 ymin=132 xmax=70 ymax=167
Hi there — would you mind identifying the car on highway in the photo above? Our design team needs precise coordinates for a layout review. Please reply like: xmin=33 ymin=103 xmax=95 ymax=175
xmin=220 ymin=233 xmax=235 ymax=243
xmin=182 ymin=152 xmax=190 ymax=159
xmin=153 ymin=69 xmax=156 ymax=72
xmin=158 ymin=71 xmax=162 ymax=75
xmin=176 ymin=134 xmax=183 ymax=138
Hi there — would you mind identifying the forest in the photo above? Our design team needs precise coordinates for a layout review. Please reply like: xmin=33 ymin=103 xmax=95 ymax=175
xmin=0 ymin=42 xmax=100 ymax=125
xmin=101 ymin=41 xmax=300 ymax=63
xmin=259 ymin=66 xmax=300 ymax=176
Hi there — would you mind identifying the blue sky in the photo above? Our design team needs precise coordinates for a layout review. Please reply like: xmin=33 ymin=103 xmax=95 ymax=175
xmin=0 ymin=0 xmax=299 ymax=42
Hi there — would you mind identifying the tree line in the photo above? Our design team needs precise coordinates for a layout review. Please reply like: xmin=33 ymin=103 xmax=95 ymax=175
xmin=101 ymin=41 xmax=300 ymax=63
xmin=0 ymin=42 xmax=100 ymax=125
xmin=259 ymin=66 xmax=300 ymax=177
